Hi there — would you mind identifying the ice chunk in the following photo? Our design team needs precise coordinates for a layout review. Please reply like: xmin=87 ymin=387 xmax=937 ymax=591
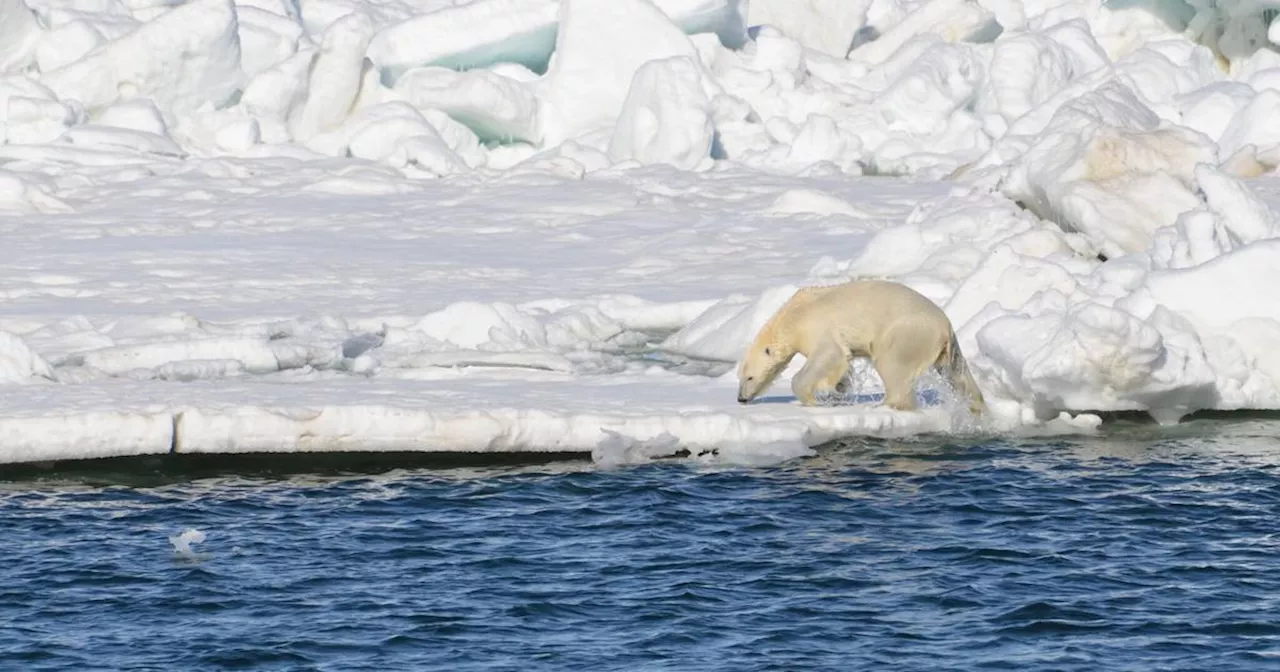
xmin=73 ymin=337 xmax=340 ymax=376
xmin=214 ymin=117 xmax=264 ymax=151
xmin=1150 ymin=210 xmax=1233 ymax=270
xmin=153 ymin=359 xmax=247 ymax=382
xmin=833 ymin=193 xmax=1088 ymax=295
xmin=1123 ymin=240 xmax=1280 ymax=415
xmin=537 ymin=0 xmax=699 ymax=146
xmin=61 ymin=125 xmax=185 ymax=157
xmin=0 ymin=170 xmax=73 ymax=214
xmin=0 ymin=411 xmax=174 ymax=464
xmin=660 ymin=0 xmax=747 ymax=49
xmin=307 ymin=101 xmax=467 ymax=176
xmin=367 ymin=0 xmax=746 ymax=85
xmin=0 ymin=0 xmax=42 ymax=73
xmin=97 ymin=98 xmax=169 ymax=136
xmin=975 ymin=31 xmax=1078 ymax=130
xmin=0 ymin=75 xmax=53 ymax=123
xmin=847 ymin=0 xmax=1002 ymax=66
xmin=608 ymin=56 xmax=715 ymax=170
xmin=0 ymin=331 xmax=54 ymax=383
xmin=168 ymin=529 xmax=207 ymax=560
xmin=977 ymin=301 xmax=1173 ymax=414
xmin=946 ymin=246 xmax=1084 ymax=335
xmin=1112 ymin=43 xmax=1223 ymax=117
xmin=659 ymin=284 xmax=800 ymax=363
xmin=1192 ymin=163 xmax=1277 ymax=245
xmin=421 ymin=109 xmax=487 ymax=168
xmin=589 ymin=296 xmax=719 ymax=332
xmin=42 ymin=0 xmax=244 ymax=117
xmin=368 ymin=0 xmax=561 ymax=83
xmin=787 ymin=115 xmax=865 ymax=174
xmin=412 ymin=301 xmax=548 ymax=350
xmin=747 ymin=0 xmax=871 ymax=58
xmin=237 ymin=5 xmax=305 ymax=77
xmin=4 ymin=95 xmax=81 ymax=144
xmin=1176 ymin=81 xmax=1255 ymax=142
xmin=877 ymin=41 xmax=984 ymax=136
xmin=395 ymin=350 xmax=575 ymax=373
xmin=288 ymin=11 xmax=374 ymax=142
xmin=240 ymin=48 xmax=314 ymax=128
xmin=1141 ymin=239 xmax=1280 ymax=333
xmin=35 ymin=19 xmax=103 ymax=73
xmin=765 ymin=188 xmax=868 ymax=218
xmin=393 ymin=66 xmax=541 ymax=144
xmin=999 ymin=82 xmax=1216 ymax=257
xmin=1217 ymin=89 xmax=1280 ymax=161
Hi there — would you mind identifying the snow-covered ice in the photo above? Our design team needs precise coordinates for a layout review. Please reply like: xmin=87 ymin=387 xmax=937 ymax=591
xmin=2 ymin=0 xmax=1280 ymax=467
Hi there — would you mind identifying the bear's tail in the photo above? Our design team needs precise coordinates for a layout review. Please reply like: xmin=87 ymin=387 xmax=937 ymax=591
xmin=945 ymin=330 xmax=986 ymax=416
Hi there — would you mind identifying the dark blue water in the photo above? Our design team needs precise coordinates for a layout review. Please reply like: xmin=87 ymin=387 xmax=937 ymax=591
xmin=4 ymin=418 xmax=1280 ymax=671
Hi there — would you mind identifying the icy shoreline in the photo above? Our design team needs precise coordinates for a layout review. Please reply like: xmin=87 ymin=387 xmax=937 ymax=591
xmin=0 ymin=370 xmax=1102 ymax=467
xmin=4 ymin=0 xmax=1280 ymax=465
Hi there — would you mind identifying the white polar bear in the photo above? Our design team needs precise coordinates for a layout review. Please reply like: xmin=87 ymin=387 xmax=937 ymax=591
xmin=736 ymin=279 xmax=986 ymax=414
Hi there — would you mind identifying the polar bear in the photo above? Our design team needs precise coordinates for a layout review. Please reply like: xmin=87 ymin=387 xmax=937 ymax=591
xmin=736 ymin=279 xmax=985 ymax=414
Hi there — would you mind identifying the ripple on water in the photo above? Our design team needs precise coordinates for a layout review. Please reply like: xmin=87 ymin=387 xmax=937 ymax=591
xmin=2 ymin=420 xmax=1280 ymax=670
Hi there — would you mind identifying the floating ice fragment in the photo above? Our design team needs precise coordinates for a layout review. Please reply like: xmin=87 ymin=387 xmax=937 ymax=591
xmin=169 ymin=529 xmax=208 ymax=561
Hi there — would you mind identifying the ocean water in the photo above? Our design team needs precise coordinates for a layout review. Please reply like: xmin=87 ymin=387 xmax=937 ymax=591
xmin=3 ymin=417 xmax=1280 ymax=671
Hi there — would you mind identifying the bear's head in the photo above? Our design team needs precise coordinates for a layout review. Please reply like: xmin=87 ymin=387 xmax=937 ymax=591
xmin=737 ymin=336 xmax=795 ymax=404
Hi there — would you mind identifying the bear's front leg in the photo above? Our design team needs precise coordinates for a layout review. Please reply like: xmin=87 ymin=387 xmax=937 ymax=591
xmin=790 ymin=340 xmax=850 ymax=406
xmin=833 ymin=374 xmax=851 ymax=395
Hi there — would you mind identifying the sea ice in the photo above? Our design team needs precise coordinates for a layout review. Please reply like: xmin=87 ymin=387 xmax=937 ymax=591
xmin=2 ymin=0 xmax=1280 ymax=467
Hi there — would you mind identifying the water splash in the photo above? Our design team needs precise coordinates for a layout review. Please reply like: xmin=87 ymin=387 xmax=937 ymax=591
xmin=817 ymin=363 xmax=988 ymax=435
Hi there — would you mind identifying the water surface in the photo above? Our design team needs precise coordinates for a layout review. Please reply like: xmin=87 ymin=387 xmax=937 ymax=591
xmin=3 ymin=417 xmax=1280 ymax=670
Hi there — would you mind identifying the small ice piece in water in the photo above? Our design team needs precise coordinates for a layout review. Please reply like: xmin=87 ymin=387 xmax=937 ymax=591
xmin=169 ymin=528 xmax=207 ymax=560
xmin=592 ymin=430 xmax=684 ymax=467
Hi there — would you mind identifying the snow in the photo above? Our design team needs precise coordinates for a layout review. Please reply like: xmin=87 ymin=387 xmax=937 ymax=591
xmin=3 ymin=0 xmax=1280 ymax=467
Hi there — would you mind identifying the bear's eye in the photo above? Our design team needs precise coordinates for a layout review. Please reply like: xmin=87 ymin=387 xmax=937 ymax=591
xmin=746 ymin=376 xmax=755 ymax=382
xmin=764 ymin=347 xmax=772 ymax=357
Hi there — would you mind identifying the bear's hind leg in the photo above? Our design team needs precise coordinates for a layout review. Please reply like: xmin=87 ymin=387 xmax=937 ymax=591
xmin=874 ymin=323 xmax=945 ymax=411
xmin=791 ymin=340 xmax=850 ymax=406
xmin=874 ymin=357 xmax=920 ymax=411
xmin=931 ymin=333 xmax=986 ymax=415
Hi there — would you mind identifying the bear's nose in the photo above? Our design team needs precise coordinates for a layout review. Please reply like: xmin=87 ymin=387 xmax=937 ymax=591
xmin=737 ymin=396 xmax=748 ymax=404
